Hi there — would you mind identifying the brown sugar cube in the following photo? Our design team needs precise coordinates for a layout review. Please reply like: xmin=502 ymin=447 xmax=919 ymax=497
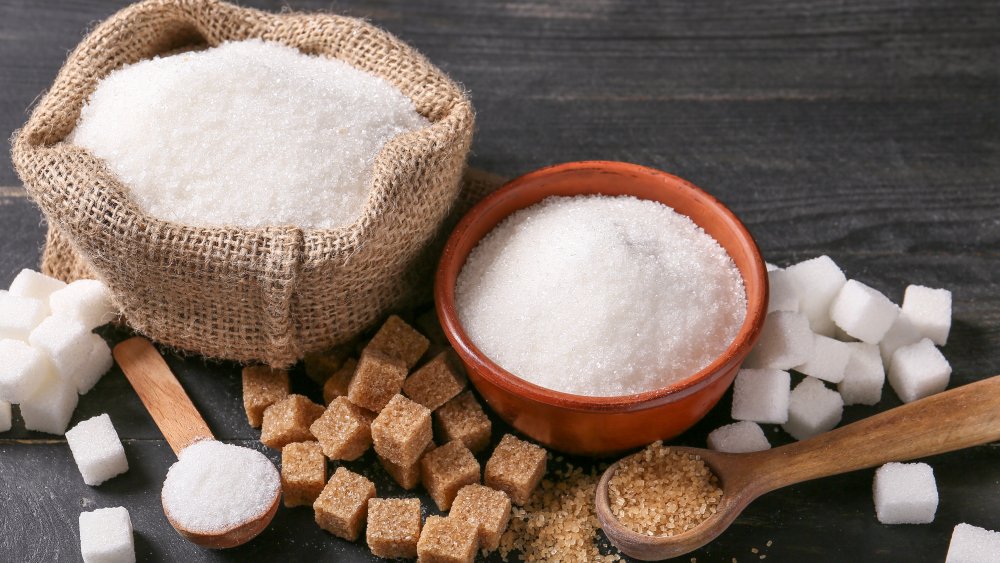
xmin=241 ymin=365 xmax=289 ymax=428
xmin=281 ymin=441 xmax=326 ymax=508
xmin=484 ymin=434 xmax=547 ymax=506
xmin=347 ymin=350 xmax=409 ymax=412
xmin=303 ymin=343 xmax=353 ymax=385
xmin=322 ymin=357 xmax=357 ymax=404
xmin=309 ymin=396 xmax=375 ymax=461
xmin=378 ymin=441 xmax=433 ymax=490
xmin=402 ymin=352 xmax=466 ymax=411
xmin=365 ymin=315 xmax=429 ymax=369
xmin=421 ymin=440 xmax=480 ymax=511
xmin=260 ymin=394 xmax=325 ymax=450
xmin=371 ymin=394 xmax=433 ymax=467
xmin=434 ymin=391 xmax=492 ymax=454
xmin=416 ymin=515 xmax=478 ymax=563
xmin=366 ymin=498 xmax=422 ymax=559
xmin=313 ymin=467 xmax=376 ymax=541
xmin=450 ymin=484 xmax=512 ymax=552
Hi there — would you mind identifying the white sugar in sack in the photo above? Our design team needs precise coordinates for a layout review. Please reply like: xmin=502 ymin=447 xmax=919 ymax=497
xmin=455 ymin=195 xmax=747 ymax=396
xmin=0 ymin=339 xmax=53 ymax=403
xmin=8 ymin=268 xmax=66 ymax=303
xmin=0 ymin=292 xmax=48 ymax=341
xmin=731 ymin=368 xmax=791 ymax=424
xmin=21 ymin=376 xmax=79 ymax=435
xmin=0 ymin=400 xmax=11 ymax=432
xmin=829 ymin=280 xmax=899 ymax=344
xmin=743 ymin=311 xmax=814 ymax=370
xmin=784 ymin=256 xmax=846 ymax=336
xmin=766 ymin=268 xmax=800 ymax=314
xmin=888 ymin=338 xmax=951 ymax=403
xmin=872 ymin=462 xmax=937 ymax=524
xmin=73 ymin=334 xmax=115 ymax=395
xmin=79 ymin=506 xmax=135 ymax=563
xmin=901 ymin=285 xmax=952 ymax=346
xmin=28 ymin=316 xmax=92 ymax=380
xmin=782 ymin=377 xmax=843 ymax=440
xmin=794 ymin=333 xmax=850 ymax=384
xmin=66 ymin=414 xmax=129 ymax=486
xmin=70 ymin=39 xmax=429 ymax=230
xmin=946 ymin=523 xmax=1000 ymax=563
xmin=707 ymin=421 xmax=771 ymax=453
xmin=49 ymin=279 xmax=117 ymax=330
xmin=837 ymin=342 xmax=885 ymax=406
xmin=878 ymin=314 xmax=922 ymax=367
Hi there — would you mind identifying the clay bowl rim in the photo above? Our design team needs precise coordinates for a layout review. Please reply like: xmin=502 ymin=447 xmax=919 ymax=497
xmin=435 ymin=160 xmax=768 ymax=413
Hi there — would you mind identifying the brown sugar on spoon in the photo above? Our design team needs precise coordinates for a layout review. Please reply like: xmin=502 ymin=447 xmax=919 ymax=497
xmin=607 ymin=442 xmax=723 ymax=536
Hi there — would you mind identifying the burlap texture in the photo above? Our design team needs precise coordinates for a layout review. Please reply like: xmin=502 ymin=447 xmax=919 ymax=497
xmin=12 ymin=0 xmax=475 ymax=367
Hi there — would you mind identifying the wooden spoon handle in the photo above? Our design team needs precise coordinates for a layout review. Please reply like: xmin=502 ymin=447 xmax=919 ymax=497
xmin=113 ymin=336 xmax=214 ymax=456
xmin=747 ymin=375 xmax=1000 ymax=494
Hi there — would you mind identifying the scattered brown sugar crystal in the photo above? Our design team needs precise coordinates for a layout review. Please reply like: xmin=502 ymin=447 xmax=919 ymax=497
xmin=303 ymin=343 xmax=354 ymax=385
xmin=241 ymin=365 xmax=289 ymax=428
xmin=366 ymin=497 xmax=422 ymax=559
xmin=313 ymin=467 xmax=376 ymax=541
xmin=378 ymin=441 xmax=433 ymax=490
xmin=260 ymin=394 xmax=325 ymax=450
xmin=365 ymin=315 xmax=429 ymax=369
xmin=450 ymin=484 xmax=512 ymax=552
xmin=322 ymin=357 xmax=357 ymax=404
xmin=371 ymin=394 xmax=433 ymax=467
xmin=281 ymin=441 xmax=326 ymax=508
xmin=484 ymin=434 xmax=547 ymax=506
xmin=606 ymin=441 xmax=723 ymax=537
xmin=421 ymin=440 xmax=481 ymax=510
xmin=309 ymin=396 xmax=375 ymax=461
xmin=434 ymin=391 xmax=492 ymax=454
xmin=347 ymin=349 xmax=409 ymax=412
xmin=403 ymin=352 xmax=466 ymax=411
xmin=417 ymin=515 xmax=479 ymax=563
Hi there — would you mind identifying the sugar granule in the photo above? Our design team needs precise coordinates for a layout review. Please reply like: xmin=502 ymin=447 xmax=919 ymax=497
xmin=456 ymin=195 xmax=746 ymax=397
xmin=70 ymin=39 xmax=428 ymax=229
xmin=161 ymin=440 xmax=280 ymax=534
xmin=607 ymin=442 xmax=723 ymax=537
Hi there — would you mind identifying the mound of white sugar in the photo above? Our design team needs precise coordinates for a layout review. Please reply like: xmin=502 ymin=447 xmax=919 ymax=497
xmin=70 ymin=39 xmax=428 ymax=229
xmin=161 ymin=440 xmax=280 ymax=534
xmin=456 ymin=195 xmax=747 ymax=397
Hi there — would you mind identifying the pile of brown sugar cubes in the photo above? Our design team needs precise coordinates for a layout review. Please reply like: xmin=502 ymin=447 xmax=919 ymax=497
xmin=242 ymin=315 xmax=549 ymax=561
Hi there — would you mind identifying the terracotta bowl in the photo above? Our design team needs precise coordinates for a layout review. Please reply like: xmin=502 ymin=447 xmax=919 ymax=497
xmin=435 ymin=161 xmax=769 ymax=456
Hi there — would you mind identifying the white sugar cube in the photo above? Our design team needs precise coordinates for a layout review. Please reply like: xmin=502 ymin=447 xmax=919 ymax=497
xmin=767 ymin=268 xmax=800 ymax=314
xmin=902 ymin=285 xmax=952 ymax=346
xmin=0 ymin=292 xmax=48 ymax=341
xmin=731 ymin=368 xmax=791 ymax=424
xmin=794 ymin=333 xmax=850 ymax=384
xmin=888 ymin=338 xmax=951 ymax=403
xmin=79 ymin=506 xmax=135 ymax=563
xmin=28 ymin=316 xmax=92 ymax=380
xmin=8 ymin=268 xmax=66 ymax=302
xmin=782 ymin=377 xmax=843 ymax=440
xmin=830 ymin=280 xmax=899 ymax=344
xmin=872 ymin=462 xmax=937 ymax=524
xmin=837 ymin=342 xmax=885 ymax=406
xmin=0 ymin=339 xmax=54 ymax=403
xmin=707 ymin=421 xmax=771 ymax=453
xmin=784 ymin=255 xmax=846 ymax=336
xmin=833 ymin=325 xmax=857 ymax=342
xmin=49 ymin=279 xmax=117 ymax=330
xmin=744 ymin=311 xmax=814 ymax=370
xmin=878 ymin=314 xmax=922 ymax=366
xmin=0 ymin=400 xmax=10 ymax=432
xmin=765 ymin=262 xmax=779 ymax=272
xmin=73 ymin=334 xmax=115 ymax=395
xmin=946 ymin=523 xmax=1000 ymax=563
xmin=21 ymin=377 xmax=79 ymax=435
xmin=66 ymin=414 xmax=129 ymax=486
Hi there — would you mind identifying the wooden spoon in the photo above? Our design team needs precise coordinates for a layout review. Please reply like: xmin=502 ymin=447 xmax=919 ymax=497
xmin=113 ymin=336 xmax=280 ymax=549
xmin=596 ymin=374 xmax=1000 ymax=561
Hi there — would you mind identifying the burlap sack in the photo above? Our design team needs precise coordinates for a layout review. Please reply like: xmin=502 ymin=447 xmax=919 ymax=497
xmin=11 ymin=0 xmax=474 ymax=367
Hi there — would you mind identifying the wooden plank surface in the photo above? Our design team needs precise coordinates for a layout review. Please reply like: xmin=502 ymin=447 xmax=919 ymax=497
xmin=1 ymin=0 xmax=998 ymax=561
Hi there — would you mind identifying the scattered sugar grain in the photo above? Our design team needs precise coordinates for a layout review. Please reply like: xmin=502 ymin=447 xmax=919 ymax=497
xmin=946 ymin=523 xmax=1000 ymax=563
xmin=161 ymin=440 xmax=280 ymax=534
xmin=456 ymin=195 xmax=746 ymax=397
xmin=79 ymin=506 xmax=134 ymax=563
xmin=66 ymin=414 xmax=129 ymax=486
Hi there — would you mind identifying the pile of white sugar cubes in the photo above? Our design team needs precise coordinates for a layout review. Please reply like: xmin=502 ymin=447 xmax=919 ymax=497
xmin=0 ymin=269 xmax=135 ymax=563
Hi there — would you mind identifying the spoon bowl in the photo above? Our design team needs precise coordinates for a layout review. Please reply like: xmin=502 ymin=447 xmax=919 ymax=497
xmin=164 ymin=492 xmax=281 ymax=549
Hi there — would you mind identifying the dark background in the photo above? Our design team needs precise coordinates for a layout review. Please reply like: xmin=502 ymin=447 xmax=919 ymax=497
xmin=1 ymin=0 xmax=998 ymax=561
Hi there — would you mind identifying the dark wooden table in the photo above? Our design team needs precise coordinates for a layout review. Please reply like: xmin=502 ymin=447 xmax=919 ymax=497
xmin=2 ymin=1 xmax=998 ymax=561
